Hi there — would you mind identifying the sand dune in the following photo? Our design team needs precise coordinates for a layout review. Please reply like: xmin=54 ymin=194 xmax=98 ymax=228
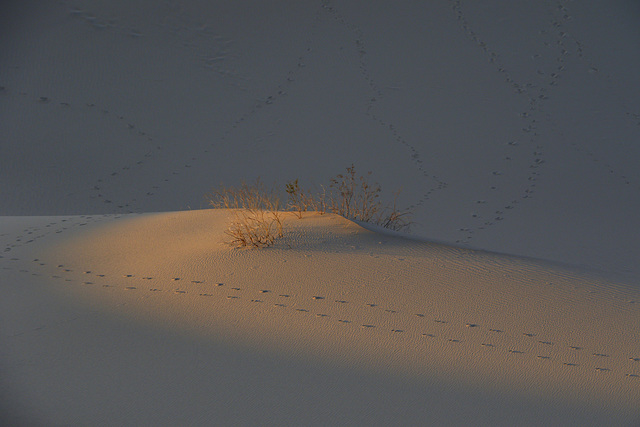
xmin=43 ymin=210 xmax=640 ymax=404
xmin=2 ymin=0 xmax=640 ymax=278
xmin=2 ymin=0 xmax=640 ymax=425
xmin=1 ymin=210 xmax=637 ymax=425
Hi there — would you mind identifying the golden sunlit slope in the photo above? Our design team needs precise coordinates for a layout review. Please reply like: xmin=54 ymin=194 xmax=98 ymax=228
xmin=41 ymin=209 xmax=640 ymax=414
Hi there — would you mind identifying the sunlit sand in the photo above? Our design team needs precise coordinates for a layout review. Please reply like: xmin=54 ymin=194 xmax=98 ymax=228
xmin=2 ymin=1 xmax=639 ymax=425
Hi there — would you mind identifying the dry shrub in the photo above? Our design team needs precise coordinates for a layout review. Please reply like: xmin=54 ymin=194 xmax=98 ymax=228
xmin=225 ymin=209 xmax=283 ymax=248
xmin=328 ymin=165 xmax=381 ymax=223
xmin=287 ymin=164 xmax=412 ymax=231
xmin=373 ymin=192 xmax=412 ymax=231
xmin=205 ymin=179 xmax=283 ymax=248
xmin=206 ymin=178 xmax=279 ymax=211
xmin=207 ymin=166 xmax=412 ymax=248
xmin=285 ymin=179 xmax=326 ymax=218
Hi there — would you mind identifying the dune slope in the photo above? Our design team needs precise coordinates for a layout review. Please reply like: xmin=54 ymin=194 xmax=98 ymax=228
xmin=2 ymin=210 xmax=635 ymax=425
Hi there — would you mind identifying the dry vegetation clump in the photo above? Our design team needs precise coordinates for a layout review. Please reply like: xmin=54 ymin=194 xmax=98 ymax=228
xmin=286 ymin=164 xmax=412 ymax=231
xmin=327 ymin=164 xmax=412 ymax=231
xmin=285 ymin=179 xmax=326 ymax=218
xmin=207 ymin=165 xmax=412 ymax=248
xmin=205 ymin=179 xmax=283 ymax=248
xmin=225 ymin=208 xmax=283 ymax=248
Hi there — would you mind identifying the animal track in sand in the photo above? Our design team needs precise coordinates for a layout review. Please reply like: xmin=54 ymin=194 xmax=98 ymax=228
xmin=70 ymin=3 xmax=327 ymax=214
xmin=321 ymin=0 xmax=447 ymax=211
xmin=449 ymin=0 xmax=579 ymax=243
xmin=3 ymin=85 xmax=157 ymax=212
xmin=10 ymin=250 xmax=636 ymax=383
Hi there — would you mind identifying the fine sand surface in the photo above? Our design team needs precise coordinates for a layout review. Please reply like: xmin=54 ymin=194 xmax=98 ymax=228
xmin=2 ymin=0 xmax=640 ymax=280
xmin=2 ymin=210 xmax=639 ymax=425
xmin=2 ymin=0 xmax=640 ymax=425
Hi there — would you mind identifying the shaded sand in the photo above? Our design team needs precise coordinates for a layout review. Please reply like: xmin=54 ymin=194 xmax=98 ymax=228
xmin=2 ymin=0 xmax=640 ymax=424
xmin=3 ymin=0 xmax=640 ymax=281
xmin=16 ymin=209 xmax=636 ymax=424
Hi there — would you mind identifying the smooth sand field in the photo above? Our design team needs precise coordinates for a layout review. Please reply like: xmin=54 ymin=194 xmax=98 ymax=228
xmin=2 ymin=1 xmax=639 ymax=425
